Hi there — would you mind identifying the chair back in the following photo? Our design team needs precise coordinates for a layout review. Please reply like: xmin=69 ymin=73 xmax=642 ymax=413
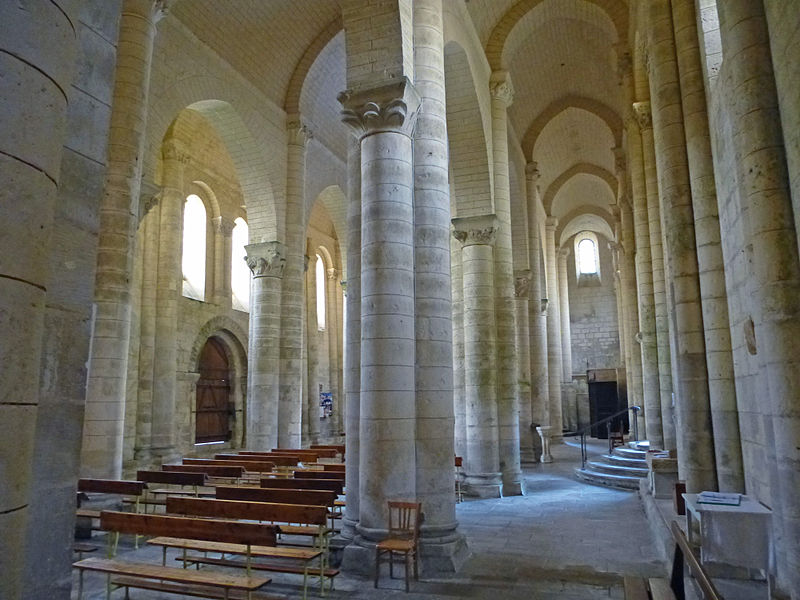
xmin=387 ymin=501 xmax=421 ymax=542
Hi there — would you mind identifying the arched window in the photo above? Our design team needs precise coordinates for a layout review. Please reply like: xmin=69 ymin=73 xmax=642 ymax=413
xmin=231 ymin=217 xmax=250 ymax=312
xmin=574 ymin=231 xmax=601 ymax=284
xmin=316 ymin=254 xmax=326 ymax=330
xmin=182 ymin=194 xmax=207 ymax=300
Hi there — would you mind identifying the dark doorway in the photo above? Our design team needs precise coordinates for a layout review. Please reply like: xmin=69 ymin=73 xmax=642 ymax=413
xmin=588 ymin=370 xmax=627 ymax=439
xmin=195 ymin=337 xmax=232 ymax=443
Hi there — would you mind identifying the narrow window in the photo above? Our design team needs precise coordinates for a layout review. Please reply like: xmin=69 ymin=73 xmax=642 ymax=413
xmin=231 ymin=217 xmax=250 ymax=312
xmin=182 ymin=194 xmax=206 ymax=300
xmin=578 ymin=238 xmax=598 ymax=274
xmin=316 ymin=254 xmax=326 ymax=330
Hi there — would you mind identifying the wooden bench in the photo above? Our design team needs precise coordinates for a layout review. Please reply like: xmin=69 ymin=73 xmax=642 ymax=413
xmin=310 ymin=444 xmax=345 ymax=456
xmin=76 ymin=479 xmax=147 ymax=534
xmin=272 ymin=447 xmax=339 ymax=459
xmin=216 ymin=454 xmax=299 ymax=468
xmin=260 ymin=477 xmax=343 ymax=495
xmin=293 ymin=470 xmax=345 ymax=482
xmin=184 ymin=458 xmax=278 ymax=474
xmin=73 ymin=510 xmax=276 ymax=599
xmin=217 ymin=486 xmax=339 ymax=532
xmin=164 ymin=463 xmax=246 ymax=481
xmin=164 ymin=496 xmax=338 ymax=597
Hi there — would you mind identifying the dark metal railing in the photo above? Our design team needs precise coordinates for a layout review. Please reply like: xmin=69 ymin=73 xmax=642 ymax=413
xmin=564 ymin=405 xmax=641 ymax=468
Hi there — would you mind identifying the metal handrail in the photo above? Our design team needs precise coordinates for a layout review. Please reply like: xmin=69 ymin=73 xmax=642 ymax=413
xmin=670 ymin=520 xmax=723 ymax=600
xmin=564 ymin=405 xmax=641 ymax=468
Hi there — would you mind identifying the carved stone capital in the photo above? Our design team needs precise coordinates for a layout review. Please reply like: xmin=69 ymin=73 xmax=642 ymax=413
xmin=162 ymin=139 xmax=191 ymax=164
xmin=327 ymin=267 xmax=339 ymax=281
xmin=287 ymin=116 xmax=313 ymax=146
xmin=525 ymin=161 xmax=540 ymax=183
xmin=338 ymin=77 xmax=421 ymax=138
xmin=490 ymin=71 xmax=514 ymax=106
xmin=558 ymin=246 xmax=571 ymax=260
xmin=540 ymin=298 xmax=549 ymax=314
xmin=451 ymin=214 xmax=499 ymax=248
xmin=545 ymin=216 xmax=558 ymax=230
xmin=245 ymin=241 xmax=286 ymax=278
xmin=614 ymin=42 xmax=632 ymax=83
xmin=153 ymin=0 xmax=174 ymax=22
xmin=632 ymin=101 xmax=652 ymax=131
xmin=515 ymin=270 xmax=531 ymax=298
xmin=213 ymin=216 xmax=236 ymax=236
xmin=138 ymin=180 xmax=162 ymax=221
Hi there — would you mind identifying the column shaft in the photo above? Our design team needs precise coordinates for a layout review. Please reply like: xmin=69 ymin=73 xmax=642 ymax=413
xmin=718 ymin=0 xmax=800 ymax=592
xmin=0 ymin=2 xmax=78 ymax=596
xmin=557 ymin=248 xmax=575 ymax=431
xmin=647 ymin=0 xmax=716 ymax=492
xmin=306 ymin=249 xmax=321 ymax=445
xmin=82 ymin=0 xmax=162 ymax=478
xmin=245 ymin=242 xmax=285 ymax=449
xmin=515 ymin=272 xmax=535 ymax=462
xmin=451 ymin=237 xmax=466 ymax=458
xmin=326 ymin=267 xmax=342 ymax=439
xmin=545 ymin=218 xmax=564 ymax=436
xmin=489 ymin=72 xmax=522 ymax=495
xmin=212 ymin=217 xmax=233 ymax=308
xmin=412 ymin=0 xmax=465 ymax=567
xmin=453 ymin=216 xmax=501 ymax=498
xmin=279 ymin=121 xmax=311 ymax=448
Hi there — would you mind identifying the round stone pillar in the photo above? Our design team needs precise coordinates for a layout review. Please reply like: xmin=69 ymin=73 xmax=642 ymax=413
xmin=339 ymin=79 xmax=421 ymax=565
xmin=305 ymin=247 xmax=321 ymax=446
xmin=451 ymin=237 xmax=467 ymax=459
xmin=647 ymin=0 xmax=716 ymax=492
xmin=671 ymin=0 xmax=743 ymax=493
xmin=149 ymin=140 xmax=187 ymax=460
xmin=544 ymin=217 xmax=564 ymax=437
xmin=326 ymin=267 xmax=343 ymax=437
xmin=82 ymin=0 xmax=167 ymax=478
xmin=489 ymin=71 xmax=523 ymax=495
xmin=515 ymin=271 xmax=535 ymax=463
xmin=279 ymin=118 xmax=312 ymax=449
xmin=526 ymin=163 xmax=549 ymax=433
xmin=212 ymin=216 xmax=234 ymax=308
xmin=0 ymin=2 xmax=78 ymax=597
xmin=340 ymin=136 xmax=362 ymax=543
xmin=717 ymin=0 xmax=800 ymax=592
xmin=412 ymin=0 xmax=467 ymax=567
xmin=557 ymin=247 xmax=575 ymax=431
xmin=631 ymin=102 xmax=663 ymax=449
xmin=245 ymin=241 xmax=285 ymax=450
xmin=452 ymin=215 xmax=502 ymax=498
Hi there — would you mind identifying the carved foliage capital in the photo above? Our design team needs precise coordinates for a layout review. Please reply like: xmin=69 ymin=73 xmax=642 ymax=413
xmin=632 ymin=101 xmax=652 ymax=131
xmin=214 ymin=216 xmax=236 ymax=236
xmin=525 ymin=161 xmax=540 ymax=182
xmin=451 ymin=214 xmax=499 ymax=248
xmin=338 ymin=78 xmax=421 ymax=138
xmin=287 ymin=116 xmax=313 ymax=146
xmin=490 ymin=71 xmax=514 ymax=106
xmin=162 ymin=139 xmax=190 ymax=165
xmin=245 ymin=241 xmax=286 ymax=278
xmin=327 ymin=267 xmax=339 ymax=281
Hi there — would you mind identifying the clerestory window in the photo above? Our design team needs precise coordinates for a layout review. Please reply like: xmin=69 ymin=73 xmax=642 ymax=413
xmin=574 ymin=231 xmax=601 ymax=285
xmin=316 ymin=254 xmax=326 ymax=331
xmin=182 ymin=194 xmax=207 ymax=301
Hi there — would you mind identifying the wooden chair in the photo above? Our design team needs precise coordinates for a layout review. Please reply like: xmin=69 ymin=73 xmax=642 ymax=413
xmin=374 ymin=501 xmax=421 ymax=592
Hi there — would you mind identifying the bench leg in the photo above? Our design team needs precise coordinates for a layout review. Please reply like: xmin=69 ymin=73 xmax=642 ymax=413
xmin=77 ymin=569 xmax=84 ymax=599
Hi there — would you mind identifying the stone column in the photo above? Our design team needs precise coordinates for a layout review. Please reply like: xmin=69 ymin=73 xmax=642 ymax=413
xmin=149 ymin=140 xmax=187 ymax=459
xmin=647 ymin=0 xmax=716 ymax=492
xmin=306 ymin=248 xmax=320 ymax=445
xmin=515 ymin=271 xmax=535 ymax=462
xmin=638 ymin=101 xmax=675 ymax=450
xmin=340 ymin=136 xmax=361 ymax=543
xmin=630 ymin=102 xmax=663 ymax=448
xmin=526 ymin=163 xmax=549 ymax=431
xmin=718 ymin=1 xmax=800 ymax=592
xmin=558 ymin=247 xmax=576 ymax=431
xmin=412 ymin=0 xmax=466 ymax=566
xmin=212 ymin=216 xmax=234 ymax=308
xmin=82 ymin=0 xmax=167 ymax=478
xmin=339 ymin=79 xmax=421 ymax=564
xmin=489 ymin=71 xmax=522 ymax=495
xmin=452 ymin=215 xmax=502 ymax=498
xmin=279 ymin=118 xmax=311 ymax=449
xmin=0 ymin=2 xmax=78 ymax=596
xmin=326 ymin=266 xmax=342 ymax=437
xmin=544 ymin=217 xmax=564 ymax=437
xmin=245 ymin=241 xmax=285 ymax=450
xmin=671 ymin=0 xmax=744 ymax=493
xmin=452 ymin=235 xmax=467 ymax=459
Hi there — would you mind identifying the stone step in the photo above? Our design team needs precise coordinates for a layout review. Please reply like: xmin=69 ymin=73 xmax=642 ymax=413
xmin=586 ymin=460 xmax=649 ymax=478
xmin=613 ymin=447 xmax=647 ymax=460
xmin=628 ymin=440 xmax=650 ymax=451
xmin=605 ymin=454 xmax=647 ymax=468
xmin=574 ymin=467 xmax=641 ymax=490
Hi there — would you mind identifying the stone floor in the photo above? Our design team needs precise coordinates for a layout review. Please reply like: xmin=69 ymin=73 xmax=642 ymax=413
xmin=72 ymin=440 xmax=669 ymax=599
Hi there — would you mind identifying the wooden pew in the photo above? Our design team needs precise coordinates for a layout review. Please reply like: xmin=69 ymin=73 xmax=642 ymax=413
xmin=76 ymin=479 xmax=148 ymax=534
xmin=319 ymin=464 xmax=345 ymax=473
xmin=293 ymin=470 xmax=345 ymax=481
xmin=310 ymin=444 xmax=345 ymax=455
xmin=136 ymin=470 xmax=207 ymax=488
xmin=214 ymin=454 xmax=298 ymax=467
xmin=163 ymin=463 xmax=246 ymax=481
xmin=216 ymin=486 xmax=337 ymax=508
xmin=73 ymin=511 xmax=275 ymax=599
xmin=260 ymin=478 xmax=343 ymax=495
xmin=272 ymin=447 xmax=339 ymax=459
xmin=163 ymin=496 xmax=338 ymax=597
xmin=184 ymin=458 xmax=278 ymax=473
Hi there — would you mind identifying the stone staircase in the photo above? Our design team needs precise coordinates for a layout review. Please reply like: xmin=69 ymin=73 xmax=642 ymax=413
xmin=575 ymin=442 xmax=649 ymax=490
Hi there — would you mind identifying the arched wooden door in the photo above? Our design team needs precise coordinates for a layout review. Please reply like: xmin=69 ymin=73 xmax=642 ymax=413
xmin=195 ymin=337 xmax=232 ymax=443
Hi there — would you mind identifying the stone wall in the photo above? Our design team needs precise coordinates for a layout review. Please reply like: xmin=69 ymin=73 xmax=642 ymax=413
xmin=566 ymin=233 xmax=621 ymax=375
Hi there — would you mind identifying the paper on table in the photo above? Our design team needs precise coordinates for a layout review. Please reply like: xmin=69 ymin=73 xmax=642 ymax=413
xmin=697 ymin=491 xmax=741 ymax=506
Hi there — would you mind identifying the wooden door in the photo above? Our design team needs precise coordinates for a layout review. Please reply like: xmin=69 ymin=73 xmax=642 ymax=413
xmin=195 ymin=337 xmax=232 ymax=443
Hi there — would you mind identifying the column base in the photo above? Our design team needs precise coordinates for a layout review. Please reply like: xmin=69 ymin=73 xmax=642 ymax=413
xmin=463 ymin=472 xmax=502 ymax=498
xmin=520 ymin=447 xmax=538 ymax=464
xmin=502 ymin=479 xmax=525 ymax=496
